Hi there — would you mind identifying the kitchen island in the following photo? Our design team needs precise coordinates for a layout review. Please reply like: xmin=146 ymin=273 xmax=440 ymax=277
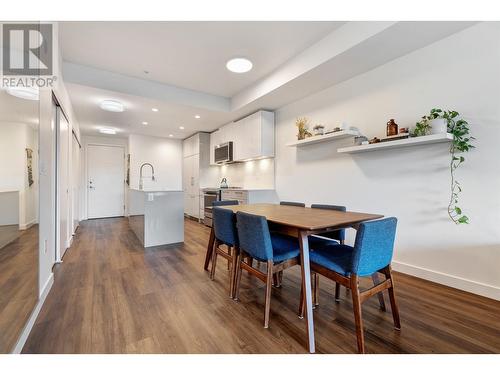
xmin=128 ymin=189 xmax=184 ymax=248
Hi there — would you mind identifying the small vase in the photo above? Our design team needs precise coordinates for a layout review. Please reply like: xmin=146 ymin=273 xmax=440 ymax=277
xmin=430 ymin=118 xmax=447 ymax=134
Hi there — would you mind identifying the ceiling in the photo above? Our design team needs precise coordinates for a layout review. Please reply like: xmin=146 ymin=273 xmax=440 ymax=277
xmin=59 ymin=21 xmax=476 ymax=139
xmin=60 ymin=22 xmax=343 ymax=97
xmin=66 ymin=83 xmax=234 ymax=139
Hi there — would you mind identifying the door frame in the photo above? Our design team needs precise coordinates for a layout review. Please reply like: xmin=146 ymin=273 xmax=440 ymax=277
xmin=85 ymin=143 xmax=126 ymax=220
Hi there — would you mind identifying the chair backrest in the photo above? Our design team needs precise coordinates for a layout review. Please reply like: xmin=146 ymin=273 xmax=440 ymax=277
xmin=213 ymin=207 xmax=238 ymax=247
xmin=350 ymin=217 xmax=397 ymax=276
xmin=236 ymin=211 xmax=273 ymax=261
xmin=280 ymin=201 xmax=305 ymax=207
xmin=311 ymin=204 xmax=346 ymax=242
xmin=212 ymin=200 xmax=239 ymax=207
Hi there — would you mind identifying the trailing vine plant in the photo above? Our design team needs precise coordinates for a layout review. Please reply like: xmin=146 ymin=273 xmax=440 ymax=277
xmin=445 ymin=109 xmax=474 ymax=224
xmin=414 ymin=109 xmax=474 ymax=224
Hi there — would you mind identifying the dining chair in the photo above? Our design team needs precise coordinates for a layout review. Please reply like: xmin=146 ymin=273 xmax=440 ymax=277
xmin=309 ymin=204 xmax=346 ymax=304
xmin=212 ymin=200 xmax=240 ymax=271
xmin=300 ymin=217 xmax=400 ymax=353
xmin=280 ymin=201 xmax=306 ymax=207
xmin=234 ymin=211 xmax=301 ymax=328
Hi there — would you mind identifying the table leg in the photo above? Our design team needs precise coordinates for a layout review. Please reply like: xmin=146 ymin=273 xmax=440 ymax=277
xmin=298 ymin=231 xmax=315 ymax=353
xmin=204 ymin=227 xmax=215 ymax=271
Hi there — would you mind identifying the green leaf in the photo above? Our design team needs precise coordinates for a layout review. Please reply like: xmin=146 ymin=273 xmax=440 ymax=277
xmin=458 ymin=216 xmax=469 ymax=224
xmin=455 ymin=207 xmax=462 ymax=215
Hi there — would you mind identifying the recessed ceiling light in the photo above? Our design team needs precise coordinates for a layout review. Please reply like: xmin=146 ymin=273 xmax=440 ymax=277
xmin=6 ymin=87 xmax=39 ymax=101
xmin=194 ymin=115 xmax=201 ymax=119
xmin=142 ymin=121 xmax=148 ymax=125
xmin=169 ymin=134 xmax=173 ymax=137
xmin=152 ymin=108 xmax=159 ymax=112
xmin=179 ymin=126 xmax=185 ymax=130
xmin=226 ymin=57 xmax=253 ymax=73
xmin=99 ymin=128 xmax=117 ymax=135
xmin=100 ymin=100 xmax=124 ymax=112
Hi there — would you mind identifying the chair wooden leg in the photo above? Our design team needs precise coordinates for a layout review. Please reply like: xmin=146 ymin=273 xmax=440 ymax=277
xmin=384 ymin=266 xmax=401 ymax=330
xmin=229 ymin=247 xmax=239 ymax=298
xmin=278 ymin=270 xmax=283 ymax=285
xmin=298 ymin=284 xmax=305 ymax=319
xmin=372 ymin=272 xmax=386 ymax=311
xmin=273 ymin=273 xmax=279 ymax=287
xmin=335 ymin=282 xmax=341 ymax=302
xmin=264 ymin=260 xmax=273 ymax=328
xmin=313 ymin=273 xmax=320 ymax=306
xmin=227 ymin=246 xmax=232 ymax=270
xmin=210 ymin=240 xmax=219 ymax=280
xmin=233 ymin=252 xmax=243 ymax=301
xmin=350 ymin=275 xmax=365 ymax=354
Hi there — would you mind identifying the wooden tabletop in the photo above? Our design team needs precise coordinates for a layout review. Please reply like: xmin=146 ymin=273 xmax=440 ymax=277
xmin=222 ymin=203 xmax=383 ymax=230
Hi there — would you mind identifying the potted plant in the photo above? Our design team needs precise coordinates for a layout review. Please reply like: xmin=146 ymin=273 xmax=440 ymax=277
xmin=412 ymin=108 xmax=448 ymax=136
xmin=414 ymin=108 xmax=475 ymax=224
xmin=296 ymin=117 xmax=312 ymax=140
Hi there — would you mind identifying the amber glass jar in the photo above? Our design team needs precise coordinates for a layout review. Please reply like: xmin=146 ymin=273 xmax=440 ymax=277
xmin=386 ymin=119 xmax=399 ymax=136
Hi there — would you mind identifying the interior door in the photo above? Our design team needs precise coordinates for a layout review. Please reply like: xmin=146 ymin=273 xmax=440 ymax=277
xmin=71 ymin=133 xmax=80 ymax=233
xmin=87 ymin=145 xmax=125 ymax=219
xmin=57 ymin=108 xmax=70 ymax=259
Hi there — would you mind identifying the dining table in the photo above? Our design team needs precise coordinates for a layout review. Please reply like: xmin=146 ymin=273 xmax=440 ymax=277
xmin=203 ymin=203 xmax=383 ymax=353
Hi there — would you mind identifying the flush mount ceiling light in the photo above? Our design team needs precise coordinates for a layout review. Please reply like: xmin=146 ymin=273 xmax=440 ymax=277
xmin=179 ymin=126 xmax=185 ymax=130
xmin=99 ymin=128 xmax=117 ymax=135
xmin=142 ymin=121 xmax=148 ymax=125
xmin=152 ymin=108 xmax=159 ymax=112
xmin=226 ymin=57 xmax=253 ymax=73
xmin=194 ymin=115 xmax=201 ymax=119
xmin=6 ymin=87 xmax=39 ymax=101
xmin=100 ymin=100 xmax=124 ymax=112
xmin=169 ymin=134 xmax=173 ymax=137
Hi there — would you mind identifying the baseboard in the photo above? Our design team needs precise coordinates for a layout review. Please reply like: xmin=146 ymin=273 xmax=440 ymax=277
xmin=19 ymin=219 xmax=36 ymax=230
xmin=392 ymin=261 xmax=500 ymax=301
xmin=11 ymin=273 xmax=54 ymax=353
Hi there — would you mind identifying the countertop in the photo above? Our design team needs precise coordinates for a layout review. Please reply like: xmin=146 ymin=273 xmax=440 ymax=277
xmin=129 ymin=188 xmax=183 ymax=193
xmin=201 ymin=187 xmax=276 ymax=192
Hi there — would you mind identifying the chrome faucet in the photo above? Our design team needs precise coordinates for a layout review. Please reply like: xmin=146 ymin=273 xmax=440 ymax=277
xmin=139 ymin=162 xmax=155 ymax=190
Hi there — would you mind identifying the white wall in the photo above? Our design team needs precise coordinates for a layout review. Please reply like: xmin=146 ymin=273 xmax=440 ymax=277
xmin=275 ymin=22 xmax=500 ymax=300
xmin=128 ymin=134 xmax=183 ymax=191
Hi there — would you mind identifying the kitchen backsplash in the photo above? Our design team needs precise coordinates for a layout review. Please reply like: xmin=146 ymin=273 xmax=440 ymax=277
xmin=213 ymin=158 xmax=275 ymax=189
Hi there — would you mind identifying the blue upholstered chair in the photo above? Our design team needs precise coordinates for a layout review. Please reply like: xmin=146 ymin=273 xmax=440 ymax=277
xmin=210 ymin=204 xmax=239 ymax=297
xmin=309 ymin=204 xmax=347 ymax=304
xmin=300 ymin=217 xmax=401 ymax=353
xmin=279 ymin=201 xmax=306 ymax=207
xmin=234 ymin=211 xmax=301 ymax=328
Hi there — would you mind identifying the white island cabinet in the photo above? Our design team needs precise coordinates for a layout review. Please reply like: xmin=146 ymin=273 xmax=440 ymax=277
xmin=128 ymin=189 xmax=184 ymax=248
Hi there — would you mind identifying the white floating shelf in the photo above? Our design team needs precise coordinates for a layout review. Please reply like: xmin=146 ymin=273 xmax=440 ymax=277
xmin=286 ymin=129 xmax=360 ymax=147
xmin=337 ymin=133 xmax=453 ymax=154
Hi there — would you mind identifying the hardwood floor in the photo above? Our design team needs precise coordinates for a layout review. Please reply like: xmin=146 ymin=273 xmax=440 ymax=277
xmin=22 ymin=218 xmax=500 ymax=354
xmin=0 ymin=225 xmax=38 ymax=353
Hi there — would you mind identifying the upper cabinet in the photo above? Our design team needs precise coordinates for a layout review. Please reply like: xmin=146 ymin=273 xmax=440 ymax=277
xmin=183 ymin=133 xmax=200 ymax=158
xmin=209 ymin=110 xmax=275 ymax=165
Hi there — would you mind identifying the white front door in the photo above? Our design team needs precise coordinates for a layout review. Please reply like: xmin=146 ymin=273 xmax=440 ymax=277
xmin=87 ymin=145 xmax=125 ymax=219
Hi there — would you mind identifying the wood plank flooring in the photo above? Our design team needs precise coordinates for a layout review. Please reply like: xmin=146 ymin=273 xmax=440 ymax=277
xmin=22 ymin=217 xmax=500 ymax=353
xmin=0 ymin=225 xmax=38 ymax=353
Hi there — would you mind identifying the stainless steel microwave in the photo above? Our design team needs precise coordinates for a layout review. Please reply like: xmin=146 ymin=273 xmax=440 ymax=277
xmin=214 ymin=141 xmax=233 ymax=164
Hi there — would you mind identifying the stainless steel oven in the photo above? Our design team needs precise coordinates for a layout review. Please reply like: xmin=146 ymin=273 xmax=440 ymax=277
xmin=203 ymin=189 xmax=221 ymax=227
xmin=214 ymin=141 xmax=233 ymax=164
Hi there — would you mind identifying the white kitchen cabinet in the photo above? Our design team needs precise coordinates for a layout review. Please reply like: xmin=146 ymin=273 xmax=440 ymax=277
xmin=209 ymin=110 xmax=275 ymax=165
xmin=183 ymin=133 xmax=210 ymax=220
